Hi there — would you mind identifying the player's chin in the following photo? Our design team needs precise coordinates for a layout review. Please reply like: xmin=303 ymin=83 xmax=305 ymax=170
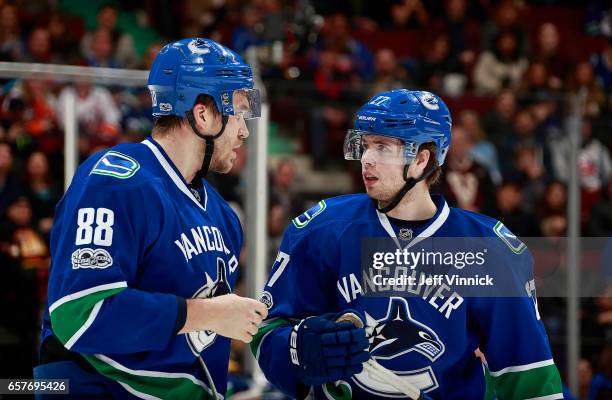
xmin=220 ymin=160 xmax=234 ymax=174
xmin=364 ymin=187 xmax=384 ymax=201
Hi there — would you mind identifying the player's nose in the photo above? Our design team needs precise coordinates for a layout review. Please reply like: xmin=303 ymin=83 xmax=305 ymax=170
xmin=239 ymin=118 xmax=249 ymax=139
xmin=361 ymin=149 xmax=375 ymax=167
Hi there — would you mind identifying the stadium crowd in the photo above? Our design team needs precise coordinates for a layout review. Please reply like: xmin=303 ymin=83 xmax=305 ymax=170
xmin=0 ymin=0 xmax=610 ymax=398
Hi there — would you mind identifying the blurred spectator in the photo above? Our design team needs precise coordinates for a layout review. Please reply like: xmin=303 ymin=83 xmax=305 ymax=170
xmin=270 ymin=158 xmax=304 ymax=219
xmin=590 ymin=38 xmax=612 ymax=92
xmin=440 ymin=125 xmax=496 ymax=214
xmin=517 ymin=61 xmax=559 ymax=100
xmin=80 ymin=3 xmax=138 ymax=69
xmin=512 ymin=144 xmax=549 ymax=214
xmin=482 ymin=89 xmax=517 ymax=147
xmin=495 ymin=181 xmax=540 ymax=236
xmin=0 ymin=141 xmax=22 ymax=217
xmin=551 ymin=118 xmax=611 ymax=223
xmin=566 ymin=61 xmax=605 ymax=117
xmin=84 ymin=28 xmax=119 ymax=68
xmin=533 ymin=23 xmax=570 ymax=89
xmin=0 ymin=3 xmax=23 ymax=61
xmin=578 ymin=358 xmax=594 ymax=400
xmin=431 ymin=0 xmax=480 ymax=68
xmin=0 ymin=195 xmax=48 ymax=270
xmin=267 ymin=200 xmax=286 ymax=266
xmin=1 ymin=79 xmax=59 ymax=156
xmin=368 ymin=49 xmax=407 ymax=98
xmin=589 ymin=344 xmax=612 ymax=400
xmin=140 ymin=42 xmax=164 ymax=70
xmin=232 ymin=0 xmax=284 ymax=59
xmin=0 ymin=96 xmax=25 ymax=143
xmin=419 ymin=33 xmax=464 ymax=93
xmin=22 ymin=27 xmax=63 ymax=64
xmin=118 ymin=88 xmax=154 ymax=142
xmin=56 ymin=82 xmax=121 ymax=155
xmin=499 ymin=110 xmax=540 ymax=176
xmin=481 ymin=2 xmax=527 ymax=55
xmin=387 ymin=0 xmax=430 ymax=29
xmin=309 ymin=14 xmax=372 ymax=164
xmin=528 ymin=98 xmax=563 ymax=143
xmin=231 ymin=4 xmax=265 ymax=54
xmin=459 ymin=109 xmax=501 ymax=185
xmin=473 ymin=31 xmax=528 ymax=94
xmin=47 ymin=12 xmax=81 ymax=64
xmin=588 ymin=179 xmax=612 ymax=236
xmin=13 ymin=80 xmax=57 ymax=135
xmin=24 ymin=151 xmax=60 ymax=235
xmin=584 ymin=0 xmax=612 ymax=36
xmin=314 ymin=13 xmax=374 ymax=81
xmin=537 ymin=181 xmax=567 ymax=236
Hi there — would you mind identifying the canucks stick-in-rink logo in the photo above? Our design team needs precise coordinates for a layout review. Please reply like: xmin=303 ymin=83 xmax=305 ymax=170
xmin=352 ymin=297 xmax=445 ymax=397
xmin=186 ymin=258 xmax=231 ymax=355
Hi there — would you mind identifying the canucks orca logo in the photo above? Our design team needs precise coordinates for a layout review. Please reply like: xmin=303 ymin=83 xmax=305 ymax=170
xmin=352 ymin=298 xmax=445 ymax=397
xmin=366 ymin=298 xmax=444 ymax=362
xmin=187 ymin=258 xmax=231 ymax=355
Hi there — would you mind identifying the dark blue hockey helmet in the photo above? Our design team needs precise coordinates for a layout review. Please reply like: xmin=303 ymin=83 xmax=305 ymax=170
xmin=147 ymin=38 xmax=260 ymax=120
xmin=344 ymin=89 xmax=452 ymax=165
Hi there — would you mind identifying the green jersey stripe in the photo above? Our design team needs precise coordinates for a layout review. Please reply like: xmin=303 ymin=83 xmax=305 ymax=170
xmin=250 ymin=318 xmax=292 ymax=360
xmin=490 ymin=363 xmax=562 ymax=399
xmin=50 ymin=286 xmax=126 ymax=346
xmin=86 ymin=354 xmax=215 ymax=400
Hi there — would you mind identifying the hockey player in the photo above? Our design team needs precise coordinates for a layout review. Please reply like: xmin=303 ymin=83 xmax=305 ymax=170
xmin=253 ymin=89 xmax=563 ymax=399
xmin=34 ymin=38 xmax=267 ymax=399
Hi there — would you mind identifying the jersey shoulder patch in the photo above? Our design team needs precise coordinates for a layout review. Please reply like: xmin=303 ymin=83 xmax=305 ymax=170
xmin=292 ymin=200 xmax=327 ymax=228
xmin=90 ymin=151 xmax=140 ymax=179
xmin=493 ymin=221 xmax=527 ymax=254
xmin=290 ymin=194 xmax=371 ymax=231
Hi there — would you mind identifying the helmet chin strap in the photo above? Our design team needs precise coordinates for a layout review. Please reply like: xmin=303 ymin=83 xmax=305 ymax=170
xmin=376 ymin=163 xmax=435 ymax=214
xmin=185 ymin=111 xmax=229 ymax=188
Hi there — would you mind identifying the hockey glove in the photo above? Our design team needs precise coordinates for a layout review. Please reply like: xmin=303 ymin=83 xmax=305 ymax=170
xmin=289 ymin=310 xmax=370 ymax=386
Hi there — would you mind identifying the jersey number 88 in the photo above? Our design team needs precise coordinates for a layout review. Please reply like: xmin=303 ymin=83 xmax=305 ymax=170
xmin=75 ymin=207 xmax=115 ymax=246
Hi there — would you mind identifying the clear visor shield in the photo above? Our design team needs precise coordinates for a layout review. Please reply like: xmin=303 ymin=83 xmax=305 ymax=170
xmin=223 ymin=88 xmax=261 ymax=120
xmin=343 ymin=130 xmax=412 ymax=165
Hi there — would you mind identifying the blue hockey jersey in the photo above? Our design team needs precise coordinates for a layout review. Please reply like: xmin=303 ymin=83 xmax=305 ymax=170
xmin=252 ymin=194 xmax=563 ymax=399
xmin=41 ymin=137 xmax=242 ymax=399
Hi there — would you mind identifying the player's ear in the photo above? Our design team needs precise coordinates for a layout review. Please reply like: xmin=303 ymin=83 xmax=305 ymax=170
xmin=192 ymin=102 xmax=223 ymax=135
xmin=192 ymin=103 xmax=216 ymax=134
xmin=192 ymin=103 xmax=207 ymax=124
xmin=415 ymin=148 xmax=430 ymax=172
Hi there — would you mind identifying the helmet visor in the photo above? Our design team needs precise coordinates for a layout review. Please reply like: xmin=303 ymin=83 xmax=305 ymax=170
xmin=343 ymin=129 xmax=365 ymax=160
xmin=224 ymin=88 xmax=261 ymax=120
xmin=344 ymin=129 xmax=410 ymax=165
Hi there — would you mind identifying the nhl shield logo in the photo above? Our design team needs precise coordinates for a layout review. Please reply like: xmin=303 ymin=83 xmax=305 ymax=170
xmin=399 ymin=228 xmax=413 ymax=241
xmin=190 ymin=187 xmax=201 ymax=202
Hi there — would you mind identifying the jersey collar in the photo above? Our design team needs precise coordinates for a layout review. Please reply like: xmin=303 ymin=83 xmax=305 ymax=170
xmin=141 ymin=137 xmax=208 ymax=211
xmin=375 ymin=194 xmax=450 ymax=249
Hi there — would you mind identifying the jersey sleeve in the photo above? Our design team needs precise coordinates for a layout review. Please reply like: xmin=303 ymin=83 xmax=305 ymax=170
xmin=471 ymin=229 xmax=563 ymax=399
xmin=48 ymin=178 xmax=182 ymax=355
xmin=251 ymin=215 xmax=339 ymax=398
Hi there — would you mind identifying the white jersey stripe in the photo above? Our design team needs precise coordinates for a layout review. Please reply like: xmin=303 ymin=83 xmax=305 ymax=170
xmin=49 ymin=281 xmax=127 ymax=313
xmin=142 ymin=139 xmax=207 ymax=211
xmin=64 ymin=299 xmax=104 ymax=350
xmin=489 ymin=359 xmax=556 ymax=377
